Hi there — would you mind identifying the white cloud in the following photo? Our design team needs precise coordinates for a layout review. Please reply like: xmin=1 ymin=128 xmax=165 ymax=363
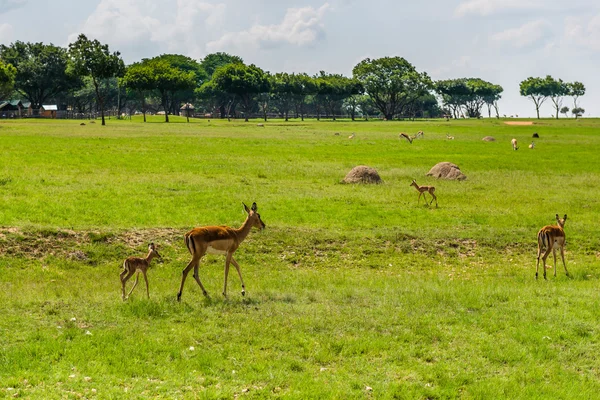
xmin=206 ymin=3 xmax=331 ymax=53
xmin=68 ymin=0 xmax=226 ymax=61
xmin=455 ymin=0 xmax=542 ymax=17
xmin=564 ymin=14 xmax=600 ymax=51
xmin=490 ymin=19 xmax=552 ymax=48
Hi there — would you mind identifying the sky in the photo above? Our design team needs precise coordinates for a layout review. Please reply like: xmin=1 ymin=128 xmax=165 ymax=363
xmin=0 ymin=0 xmax=599 ymax=118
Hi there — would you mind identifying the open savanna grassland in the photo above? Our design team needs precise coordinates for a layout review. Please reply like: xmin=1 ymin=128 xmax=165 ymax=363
xmin=0 ymin=116 xmax=599 ymax=399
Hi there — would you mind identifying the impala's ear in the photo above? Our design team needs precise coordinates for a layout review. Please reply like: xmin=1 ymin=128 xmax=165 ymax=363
xmin=251 ymin=202 xmax=257 ymax=212
xmin=149 ymin=242 xmax=155 ymax=250
xmin=243 ymin=202 xmax=250 ymax=214
xmin=555 ymin=214 xmax=559 ymax=220
xmin=563 ymin=214 xmax=567 ymax=221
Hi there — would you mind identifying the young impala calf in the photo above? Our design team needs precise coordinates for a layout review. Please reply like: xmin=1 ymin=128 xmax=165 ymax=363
xmin=177 ymin=202 xmax=266 ymax=301
xmin=536 ymin=214 xmax=569 ymax=280
xmin=410 ymin=179 xmax=438 ymax=207
xmin=511 ymin=138 xmax=519 ymax=150
xmin=120 ymin=243 xmax=162 ymax=300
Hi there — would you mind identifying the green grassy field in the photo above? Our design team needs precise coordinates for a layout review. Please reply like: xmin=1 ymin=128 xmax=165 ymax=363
xmin=1 ymin=116 xmax=599 ymax=399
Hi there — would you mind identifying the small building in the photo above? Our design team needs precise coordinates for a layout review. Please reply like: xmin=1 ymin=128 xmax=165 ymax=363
xmin=180 ymin=103 xmax=195 ymax=117
xmin=0 ymin=100 xmax=23 ymax=117
xmin=21 ymin=102 xmax=33 ymax=116
xmin=40 ymin=104 xmax=58 ymax=119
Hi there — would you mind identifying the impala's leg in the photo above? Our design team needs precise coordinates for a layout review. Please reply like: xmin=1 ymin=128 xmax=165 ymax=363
xmin=192 ymin=255 xmax=209 ymax=297
xmin=178 ymin=256 xmax=200 ymax=301
xmin=535 ymin=243 xmax=542 ymax=280
xmin=552 ymin=248 xmax=558 ymax=277
xmin=223 ymin=252 xmax=232 ymax=297
xmin=230 ymin=257 xmax=246 ymax=296
xmin=142 ymin=270 xmax=150 ymax=299
xmin=120 ymin=268 xmax=133 ymax=300
xmin=127 ymin=273 xmax=140 ymax=298
xmin=541 ymin=246 xmax=552 ymax=280
xmin=429 ymin=190 xmax=438 ymax=207
xmin=560 ymin=246 xmax=569 ymax=276
xmin=417 ymin=192 xmax=423 ymax=204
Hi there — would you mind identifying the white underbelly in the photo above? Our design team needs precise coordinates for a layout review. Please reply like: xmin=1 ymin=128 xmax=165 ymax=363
xmin=207 ymin=246 xmax=227 ymax=255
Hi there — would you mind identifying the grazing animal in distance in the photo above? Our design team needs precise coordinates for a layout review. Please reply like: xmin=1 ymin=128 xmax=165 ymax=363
xmin=410 ymin=180 xmax=438 ymax=207
xmin=177 ymin=202 xmax=266 ymax=301
xmin=446 ymin=134 xmax=454 ymax=140
xmin=256 ymin=123 xmax=264 ymax=127
xmin=399 ymin=132 xmax=413 ymax=144
xmin=532 ymin=132 xmax=539 ymax=138
xmin=536 ymin=214 xmax=569 ymax=280
xmin=511 ymin=138 xmax=519 ymax=150
xmin=348 ymin=133 xmax=355 ymax=139
xmin=120 ymin=243 xmax=162 ymax=300
xmin=529 ymin=141 xmax=535 ymax=149
xmin=415 ymin=131 xmax=424 ymax=138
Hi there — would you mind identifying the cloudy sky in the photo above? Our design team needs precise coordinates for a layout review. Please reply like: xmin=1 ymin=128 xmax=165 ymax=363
xmin=0 ymin=0 xmax=599 ymax=117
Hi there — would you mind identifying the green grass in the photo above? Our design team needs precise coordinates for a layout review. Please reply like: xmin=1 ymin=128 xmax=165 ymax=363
xmin=1 ymin=116 xmax=600 ymax=398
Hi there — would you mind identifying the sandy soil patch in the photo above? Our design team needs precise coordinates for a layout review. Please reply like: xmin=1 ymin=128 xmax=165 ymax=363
xmin=504 ymin=121 xmax=534 ymax=126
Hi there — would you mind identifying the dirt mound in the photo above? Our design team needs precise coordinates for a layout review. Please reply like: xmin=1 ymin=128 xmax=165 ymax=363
xmin=504 ymin=121 xmax=533 ymax=126
xmin=342 ymin=166 xmax=382 ymax=184
xmin=426 ymin=162 xmax=467 ymax=181
xmin=482 ymin=136 xmax=495 ymax=142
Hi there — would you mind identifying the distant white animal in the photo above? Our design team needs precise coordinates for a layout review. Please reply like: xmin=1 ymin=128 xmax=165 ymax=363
xmin=511 ymin=138 xmax=519 ymax=150
xmin=348 ymin=133 xmax=355 ymax=139
xmin=446 ymin=134 xmax=454 ymax=140
xmin=415 ymin=131 xmax=424 ymax=138
xmin=257 ymin=123 xmax=264 ymax=127
xmin=529 ymin=141 xmax=535 ymax=149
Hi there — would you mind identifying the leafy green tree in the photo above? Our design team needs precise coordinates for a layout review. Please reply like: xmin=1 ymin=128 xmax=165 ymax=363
xmin=314 ymin=72 xmax=363 ymax=120
xmin=68 ymin=34 xmax=125 ymax=125
xmin=200 ymin=52 xmax=243 ymax=78
xmin=560 ymin=106 xmax=570 ymax=118
xmin=435 ymin=78 xmax=501 ymax=118
xmin=0 ymin=60 xmax=16 ymax=99
xmin=572 ymin=107 xmax=585 ymax=119
xmin=519 ymin=76 xmax=555 ymax=119
xmin=567 ymin=81 xmax=585 ymax=109
xmin=291 ymin=73 xmax=316 ymax=121
xmin=352 ymin=57 xmax=432 ymax=120
xmin=0 ymin=41 xmax=81 ymax=108
xmin=271 ymin=72 xmax=295 ymax=121
xmin=146 ymin=58 xmax=197 ymax=122
xmin=357 ymin=95 xmax=377 ymax=120
xmin=121 ymin=62 xmax=154 ymax=122
xmin=547 ymin=77 xmax=569 ymax=119
xmin=209 ymin=63 xmax=270 ymax=122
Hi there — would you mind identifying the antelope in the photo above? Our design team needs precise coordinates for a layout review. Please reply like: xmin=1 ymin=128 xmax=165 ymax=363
xmin=415 ymin=131 xmax=424 ymax=139
xmin=177 ymin=202 xmax=266 ymax=301
xmin=511 ymin=138 xmax=519 ymax=150
xmin=120 ymin=243 xmax=162 ymax=300
xmin=399 ymin=132 xmax=413 ymax=144
xmin=446 ymin=134 xmax=454 ymax=140
xmin=410 ymin=179 xmax=438 ymax=207
xmin=528 ymin=141 xmax=535 ymax=149
xmin=348 ymin=132 xmax=355 ymax=139
xmin=536 ymin=214 xmax=569 ymax=280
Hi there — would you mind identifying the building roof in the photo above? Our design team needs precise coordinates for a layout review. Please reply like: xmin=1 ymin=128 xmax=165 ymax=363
xmin=41 ymin=105 xmax=58 ymax=111
xmin=180 ymin=103 xmax=195 ymax=110
xmin=9 ymin=100 xmax=22 ymax=107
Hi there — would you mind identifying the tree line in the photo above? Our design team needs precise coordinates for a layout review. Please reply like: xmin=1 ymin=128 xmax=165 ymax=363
xmin=0 ymin=35 xmax=587 ymax=124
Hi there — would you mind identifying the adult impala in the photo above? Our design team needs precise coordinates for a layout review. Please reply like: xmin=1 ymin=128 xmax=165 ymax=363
xmin=120 ymin=243 xmax=162 ymax=300
xmin=536 ymin=214 xmax=569 ymax=280
xmin=177 ymin=202 xmax=266 ymax=301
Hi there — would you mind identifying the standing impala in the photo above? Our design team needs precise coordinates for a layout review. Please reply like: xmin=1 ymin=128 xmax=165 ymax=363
xmin=177 ymin=202 xmax=265 ymax=301
xmin=536 ymin=214 xmax=569 ymax=280
xmin=410 ymin=179 xmax=438 ymax=207
xmin=120 ymin=243 xmax=162 ymax=300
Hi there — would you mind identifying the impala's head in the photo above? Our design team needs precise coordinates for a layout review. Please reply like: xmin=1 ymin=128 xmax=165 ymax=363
xmin=243 ymin=202 xmax=266 ymax=231
xmin=148 ymin=242 xmax=162 ymax=260
xmin=556 ymin=214 xmax=567 ymax=228
xmin=410 ymin=179 xmax=418 ymax=188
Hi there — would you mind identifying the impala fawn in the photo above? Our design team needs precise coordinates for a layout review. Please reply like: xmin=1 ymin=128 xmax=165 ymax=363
xmin=536 ymin=214 xmax=569 ymax=280
xmin=410 ymin=179 xmax=438 ymax=207
xmin=120 ymin=243 xmax=162 ymax=300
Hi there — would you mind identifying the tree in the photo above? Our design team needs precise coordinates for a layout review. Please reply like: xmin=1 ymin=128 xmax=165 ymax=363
xmin=0 ymin=60 xmax=16 ymax=99
xmin=352 ymin=57 xmax=432 ymax=120
xmin=572 ymin=107 xmax=584 ymax=119
xmin=291 ymin=73 xmax=316 ymax=121
xmin=199 ymin=52 xmax=243 ymax=78
xmin=209 ymin=63 xmax=270 ymax=122
xmin=314 ymin=72 xmax=362 ymax=120
xmin=68 ymin=34 xmax=125 ymax=125
xmin=547 ymin=77 xmax=569 ymax=119
xmin=519 ymin=76 xmax=555 ymax=119
xmin=560 ymin=106 xmax=570 ymax=118
xmin=567 ymin=81 xmax=585 ymax=109
xmin=0 ymin=41 xmax=81 ymax=109
xmin=435 ymin=78 xmax=502 ymax=118
xmin=146 ymin=58 xmax=197 ymax=122
xmin=121 ymin=62 xmax=154 ymax=122
xmin=271 ymin=72 xmax=295 ymax=121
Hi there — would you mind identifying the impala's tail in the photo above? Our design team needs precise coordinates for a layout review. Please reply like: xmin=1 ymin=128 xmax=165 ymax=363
xmin=537 ymin=229 xmax=549 ymax=250
xmin=184 ymin=234 xmax=196 ymax=255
